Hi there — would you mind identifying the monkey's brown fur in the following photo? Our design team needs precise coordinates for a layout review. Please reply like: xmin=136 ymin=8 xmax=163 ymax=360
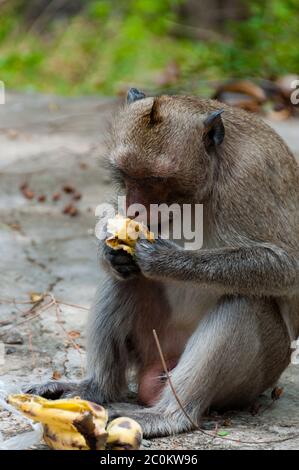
xmin=27 ymin=93 xmax=299 ymax=438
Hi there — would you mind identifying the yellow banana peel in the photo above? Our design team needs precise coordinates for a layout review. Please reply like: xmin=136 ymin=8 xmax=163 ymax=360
xmin=7 ymin=394 xmax=143 ymax=451
xmin=106 ymin=214 xmax=154 ymax=255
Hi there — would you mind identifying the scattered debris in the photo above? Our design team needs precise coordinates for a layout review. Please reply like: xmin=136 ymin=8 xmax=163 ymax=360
xmin=30 ymin=293 xmax=44 ymax=304
xmin=6 ymin=347 xmax=17 ymax=355
xmin=52 ymin=370 xmax=62 ymax=380
xmin=68 ymin=330 xmax=81 ymax=339
xmin=0 ymin=319 xmax=12 ymax=327
xmin=72 ymin=192 xmax=82 ymax=201
xmin=52 ymin=192 xmax=61 ymax=201
xmin=3 ymin=330 xmax=24 ymax=345
xmin=6 ymin=222 xmax=21 ymax=232
xmin=19 ymin=183 xmax=35 ymax=200
xmin=62 ymin=184 xmax=76 ymax=194
xmin=271 ymin=387 xmax=284 ymax=401
xmin=218 ymin=430 xmax=229 ymax=437
xmin=62 ymin=203 xmax=79 ymax=217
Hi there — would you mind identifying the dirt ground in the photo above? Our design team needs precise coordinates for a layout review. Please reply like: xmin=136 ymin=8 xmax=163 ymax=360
xmin=0 ymin=92 xmax=299 ymax=450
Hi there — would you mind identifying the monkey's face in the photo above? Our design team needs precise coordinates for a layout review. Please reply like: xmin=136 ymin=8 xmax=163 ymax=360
xmin=109 ymin=94 xmax=224 ymax=219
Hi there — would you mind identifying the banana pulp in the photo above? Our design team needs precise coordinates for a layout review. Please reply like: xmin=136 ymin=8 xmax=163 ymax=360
xmin=106 ymin=214 xmax=154 ymax=255
xmin=7 ymin=394 xmax=142 ymax=450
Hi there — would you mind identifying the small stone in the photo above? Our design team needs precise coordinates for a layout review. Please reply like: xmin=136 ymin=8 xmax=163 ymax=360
xmin=142 ymin=440 xmax=152 ymax=448
xmin=3 ymin=330 xmax=24 ymax=345
xmin=6 ymin=347 xmax=16 ymax=355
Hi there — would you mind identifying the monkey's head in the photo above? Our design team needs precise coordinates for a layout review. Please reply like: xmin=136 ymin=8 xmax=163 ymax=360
xmin=109 ymin=88 xmax=225 ymax=216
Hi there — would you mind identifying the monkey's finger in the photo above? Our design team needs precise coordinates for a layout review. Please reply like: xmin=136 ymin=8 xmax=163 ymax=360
xmin=114 ymin=265 xmax=140 ymax=278
xmin=105 ymin=249 xmax=136 ymax=265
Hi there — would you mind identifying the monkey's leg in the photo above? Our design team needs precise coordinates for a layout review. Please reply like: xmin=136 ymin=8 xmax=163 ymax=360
xmin=110 ymin=296 xmax=290 ymax=437
xmin=26 ymin=276 xmax=136 ymax=402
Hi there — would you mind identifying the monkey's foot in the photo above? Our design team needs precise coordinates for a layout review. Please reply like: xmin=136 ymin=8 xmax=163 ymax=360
xmin=23 ymin=381 xmax=82 ymax=399
xmin=23 ymin=379 xmax=105 ymax=402
xmin=108 ymin=403 xmax=194 ymax=438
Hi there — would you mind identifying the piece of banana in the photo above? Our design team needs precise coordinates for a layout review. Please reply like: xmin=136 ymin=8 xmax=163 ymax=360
xmin=7 ymin=394 xmax=108 ymax=450
xmin=106 ymin=214 xmax=154 ymax=255
xmin=106 ymin=417 xmax=143 ymax=450
xmin=7 ymin=395 xmax=143 ymax=451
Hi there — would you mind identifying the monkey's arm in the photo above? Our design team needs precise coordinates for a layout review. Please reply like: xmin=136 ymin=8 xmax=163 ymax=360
xmin=135 ymin=240 xmax=298 ymax=296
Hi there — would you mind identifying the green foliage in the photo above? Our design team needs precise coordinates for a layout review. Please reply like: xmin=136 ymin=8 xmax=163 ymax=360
xmin=0 ymin=0 xmax=298 ymax=95
xmin=222 ymin=0 xmax=299 ymax=77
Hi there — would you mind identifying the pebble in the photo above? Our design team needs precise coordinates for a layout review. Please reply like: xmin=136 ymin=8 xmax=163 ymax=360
xmin=3 ymin=330 xmax=24 ymax=345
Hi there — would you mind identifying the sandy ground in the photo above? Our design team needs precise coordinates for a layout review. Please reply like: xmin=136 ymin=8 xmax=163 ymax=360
xmin=0 ymin=92 xmax=299 ymax=450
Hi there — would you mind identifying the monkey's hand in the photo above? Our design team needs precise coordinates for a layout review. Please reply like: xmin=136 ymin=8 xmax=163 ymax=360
xmin=135 ymin=238 xmax=179 ymax=279
xmin=102 ymin=243 xmax=141 ymax=280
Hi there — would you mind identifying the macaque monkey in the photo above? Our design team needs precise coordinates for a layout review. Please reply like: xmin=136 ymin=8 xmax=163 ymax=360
xmin=27 ymin=88 xmax=299 ymax=437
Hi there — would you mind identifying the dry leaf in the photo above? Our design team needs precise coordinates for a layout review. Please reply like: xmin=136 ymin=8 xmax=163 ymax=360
xmin=271 ymin=387 xmax=284 ymax=401
xmin=63 ymin=203 xmax=79 ymax=217
xmin=68 ymin=330 xmax=81 ymax=339
xmin=52 ymin=370 xmax=62 ymax=380
xmin=7 ymin=222 xmax=21 ymax=232
xmin=20 ymin=183 xmax=35 ymax=200
xmin=30 ymin=293 xmax=44 ymax=303
xmin=62 ymin=184 xmax=75 ymax=194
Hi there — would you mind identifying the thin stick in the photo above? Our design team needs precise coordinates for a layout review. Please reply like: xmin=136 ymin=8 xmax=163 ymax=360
xmin=0 ymin=295 xmax=89 ymax=311
xmin=56 ymin=300 xmax=89 ymax=311
xmin=7 ymin=300 xmax=55 ymax=329
xmin=49 ymin=294 xmax=85 ymax=377
xmin=153 ymin=329 xmax=198 ymax=430
xmin=27 ymin=328 xmax=37 ymax=369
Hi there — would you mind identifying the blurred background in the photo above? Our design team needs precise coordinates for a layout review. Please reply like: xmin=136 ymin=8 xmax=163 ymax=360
xmin=0 ymin=0 xmax=298 ymax=101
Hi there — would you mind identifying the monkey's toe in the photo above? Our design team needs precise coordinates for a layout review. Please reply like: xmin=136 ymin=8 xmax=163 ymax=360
xmin=23 ymin=381 xmax=73 ymax=399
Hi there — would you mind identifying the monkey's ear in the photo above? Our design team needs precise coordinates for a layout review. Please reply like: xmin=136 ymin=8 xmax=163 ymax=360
xmin=203 ymin=109 xmax=225 ymax=146
xmin=127 ymin=88 xmax=146 ymax=104
xmin=149 ymin=98 xmax=162 ymax=124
